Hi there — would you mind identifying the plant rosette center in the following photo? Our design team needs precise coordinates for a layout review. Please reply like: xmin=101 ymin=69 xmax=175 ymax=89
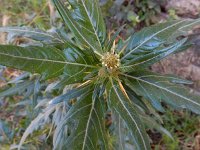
xmin=101 ymin=52 xmax=120 ymax=69
xmin=98 ymin=52 xmax=120 ymax=77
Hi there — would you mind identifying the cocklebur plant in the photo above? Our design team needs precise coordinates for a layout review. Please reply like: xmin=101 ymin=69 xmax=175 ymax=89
xmin=0 ymin=0 xmax=200 ymax=149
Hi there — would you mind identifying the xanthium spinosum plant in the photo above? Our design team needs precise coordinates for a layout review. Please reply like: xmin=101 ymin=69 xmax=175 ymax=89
xmin=0 ymin=0 xmax=200 ymax=150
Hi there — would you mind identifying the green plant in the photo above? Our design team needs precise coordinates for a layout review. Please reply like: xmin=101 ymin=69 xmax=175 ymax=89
xmin=0 ymin=0 xmax=50 ymax=28
xmin=0 ymin=0 xmax=200 ymax=149
xmin=133 ymin=0 xmax=164 ymax=26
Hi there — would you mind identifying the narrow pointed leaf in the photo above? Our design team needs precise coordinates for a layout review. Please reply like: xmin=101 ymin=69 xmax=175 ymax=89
xmin=123 ymin=70 xmax=200 ymax=114
xmin=122 ymin=19 xmax=200 ymax=66
xmin=0 ymin=26 xmax=63 ymax=43
xmin=108 ymin=79 xmax=150 ymax=150
xmin=49 ymin=84 xmax=92 ymax=105
xmin=19 ymin=105 xmax=57 ymax=149
xmin=134 ymin=104 xmax=173 ymax=139
xmin=52 ymin=0 xmax=106 ymax=55
xmin=113 ymin=113 xmax=126 ymax=150
xmin=121 ymin=38 xmax=187 ymax=70
xmin=62 ymin=42 xmax=96 ymax=82
xmin=0 ymin=45 xmax=95 ymax=79
xmin=0 ymin=80 xmax=34 ymax=98
xmin=141 ymin=116 xmax=173 ymax=140
xmin=125 ymin=86 xmax=148 ymax=111
xmin=55 ymin=92 xmax=108 ymax=150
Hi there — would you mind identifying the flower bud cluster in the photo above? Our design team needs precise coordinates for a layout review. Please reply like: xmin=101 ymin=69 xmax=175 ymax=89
xmin=101 ymin=52 xmax=120 ymax=70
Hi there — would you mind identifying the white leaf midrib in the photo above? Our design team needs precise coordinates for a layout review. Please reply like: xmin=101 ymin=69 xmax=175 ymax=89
xmin=123 ymin=74 xmax=200 ymax=107
xmin=0 ymin=52 xmax=96 ymax=68
xmin=55 ymin=0 xmax=102 ymax=57
xmin=110 ymin=79 xmax=148 ymax=150
xmin=81 ymin=0 xmax=103 ymax=53
xmin=121 ymin=38 xmax=186 ymax=69
xmin=121 ymin=20 xmax=186 ymax=60
xmin=82 ymin=98 xmax=95 ymax=150
xmin=0 ymin=28 xmax=63 ymax=42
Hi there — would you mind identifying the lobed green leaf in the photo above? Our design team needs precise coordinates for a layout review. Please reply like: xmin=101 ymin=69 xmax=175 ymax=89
xmin=52 ymin=0 xmax=106 ymax=56
xmin=123 ymin=70 xmax=200 ymax=114
xmin=121 ymin=19 xmax=200 ymax=68
xmin=0 ymin=45 xmax=96 ymax=79
xmin=0 ymin=26 xmax=63 ymax=44
xmin=108 ymin=79 xmax=151 ymax=150
xmin=54 ymin=92 xmax=109 ymax=150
